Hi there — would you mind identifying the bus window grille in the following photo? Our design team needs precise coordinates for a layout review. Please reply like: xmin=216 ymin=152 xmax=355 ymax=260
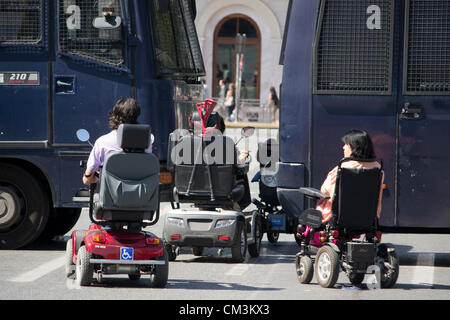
xmin=0 ymin=0 xmax=42 ymax=45
xmin=180 ymin=0 xmax=205 ymax=74
xmin=57 ymin=0 xmax=124 ymax=67
xmin=150 ymin=0 xmax=205 ymax=76
xmin=405 ymin=0 xmax=450 ymax=94
xmin=314 ymin=0 xmax=393 ymax=95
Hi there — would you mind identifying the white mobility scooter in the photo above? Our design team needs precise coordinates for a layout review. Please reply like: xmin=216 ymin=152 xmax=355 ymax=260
xmin=162 ymin=99 xmax=262 ymax=262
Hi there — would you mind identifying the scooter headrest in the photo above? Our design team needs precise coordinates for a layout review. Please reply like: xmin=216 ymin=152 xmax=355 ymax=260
xmin=117 ymin=124 xmax=150 ymax=152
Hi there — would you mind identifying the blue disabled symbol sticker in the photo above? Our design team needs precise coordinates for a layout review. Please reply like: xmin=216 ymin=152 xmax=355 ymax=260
xmin=120 ymin=247 xmax=134 ymax=261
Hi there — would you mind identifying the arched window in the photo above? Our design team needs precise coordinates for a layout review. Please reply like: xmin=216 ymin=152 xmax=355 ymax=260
xmin=213 ymin=15 xmax=260 ymax=99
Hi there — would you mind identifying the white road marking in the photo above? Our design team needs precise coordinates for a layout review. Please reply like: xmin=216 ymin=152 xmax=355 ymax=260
xmin=9 ymin=255 xmax=66 ymax=283
xmin=410 ymin=253 xmax=435 ymax=287
xmin=225 ymin=264 xmax=249 ymax=276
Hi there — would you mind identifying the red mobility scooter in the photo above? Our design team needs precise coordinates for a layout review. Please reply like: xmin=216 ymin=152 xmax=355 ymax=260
xmin=66 ymin=124 xmax=168 ymax=287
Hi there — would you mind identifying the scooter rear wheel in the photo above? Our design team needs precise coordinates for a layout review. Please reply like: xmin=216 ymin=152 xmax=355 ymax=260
xmin=149 ymin=250 xmax=169 ymax=288
xmin=65 ymin=239 xmax=75 ymax=278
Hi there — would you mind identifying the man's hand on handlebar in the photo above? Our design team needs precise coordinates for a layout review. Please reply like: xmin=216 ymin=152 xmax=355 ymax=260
xmin=238 ymin=150 xmax=249 ymax=165
xmin=82 ymin=169 xmax=100 ymax=185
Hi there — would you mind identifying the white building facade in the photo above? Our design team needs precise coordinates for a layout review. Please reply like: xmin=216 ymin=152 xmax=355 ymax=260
xmin=195 ymin=0 xmax=289 ymax=102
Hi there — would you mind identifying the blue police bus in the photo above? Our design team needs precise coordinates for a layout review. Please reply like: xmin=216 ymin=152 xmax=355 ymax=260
xmin=0 ymin=0 xmax=204 ymax=249
xmin=276 ymin=0 xmax=450 ymax=232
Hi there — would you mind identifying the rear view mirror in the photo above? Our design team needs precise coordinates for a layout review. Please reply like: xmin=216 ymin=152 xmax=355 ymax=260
xmin=76 ymin=129 xmax=90 ymax=142
xmin=241 ymin=126 xmax=255 ymax=138
xmin=93 ymin=16 xmax=122 ymax=30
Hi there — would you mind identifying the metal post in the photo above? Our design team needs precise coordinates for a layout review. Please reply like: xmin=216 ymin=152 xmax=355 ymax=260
xmin=235 ymin=33 xmax=246 ymax=122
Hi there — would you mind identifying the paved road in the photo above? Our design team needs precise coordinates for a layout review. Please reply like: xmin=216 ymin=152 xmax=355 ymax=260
xmin=0 ymin=127 xmax=449 ymax=303
xmin=0 ymin=203 xmax=449 ymax=301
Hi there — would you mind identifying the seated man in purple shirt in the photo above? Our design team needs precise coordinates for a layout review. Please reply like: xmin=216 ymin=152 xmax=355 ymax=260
xmin=82 ymin=97 xmax=152 ymax=185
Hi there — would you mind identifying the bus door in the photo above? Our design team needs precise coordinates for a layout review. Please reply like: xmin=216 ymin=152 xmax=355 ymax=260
xmin=52 ymin=0 xmax=132 ymax=144
xmin=312 ymin=0 xmax=397 ymax=228
xmin=396 ymin=0 xmax=450 ymax=228
xmin=0 ymin=0 xmax=49 ymax=144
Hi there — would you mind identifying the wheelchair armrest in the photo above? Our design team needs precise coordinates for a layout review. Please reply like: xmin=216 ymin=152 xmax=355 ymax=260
xmin=298 ymin=187 xmax=330 ymax=200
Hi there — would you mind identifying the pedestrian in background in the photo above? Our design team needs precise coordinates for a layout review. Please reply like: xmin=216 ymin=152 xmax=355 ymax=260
xmin=265 ymin=86 xmax=279 ymax=123
xmin=217 ymin=79 xmax=227 ymax=117
xmin=224 ymin=83 xmax=235 ymax=121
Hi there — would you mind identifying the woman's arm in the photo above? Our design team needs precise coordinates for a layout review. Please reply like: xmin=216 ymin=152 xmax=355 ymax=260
xmin=376 ymin=171 xmax=384 ymax=218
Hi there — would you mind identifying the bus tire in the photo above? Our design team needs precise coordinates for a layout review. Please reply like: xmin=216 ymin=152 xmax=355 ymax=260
xmin=0 ymin=163 xmax=50 ymax=249
xmin=39 ymin=207 xmax=82 ymax=241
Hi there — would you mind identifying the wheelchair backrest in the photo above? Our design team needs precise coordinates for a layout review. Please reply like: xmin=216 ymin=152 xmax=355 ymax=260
xmin=172 ymin=134 xmax=237 ymax=202
xmin=257 ymin=138 xmax=280 ymax=206
xmin=96 ymin=124 xmax=160 ymax=221
xmin=331 ymin=158 xmax=383 ymax=230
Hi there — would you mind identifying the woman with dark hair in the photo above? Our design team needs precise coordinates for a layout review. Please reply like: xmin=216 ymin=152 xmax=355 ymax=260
xmin=341 ymin=129 xmax=376 ymax=159
xmin=265 ymin=86 xmax=279 ymax=123
xmin=316 ymin=129 xmax=383 ymax=223
xmin=82 ymin=97 xmax=151 ymax=185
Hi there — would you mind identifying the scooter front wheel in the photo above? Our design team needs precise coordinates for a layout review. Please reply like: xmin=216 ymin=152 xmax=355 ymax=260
xmin=231 ymin=223 xmax=247 ymax=262
xmin=75 ymin=245 xmax=93 ymax=286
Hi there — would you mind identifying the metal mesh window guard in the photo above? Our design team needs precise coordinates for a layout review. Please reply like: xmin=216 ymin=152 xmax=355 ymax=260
xmin=314 ymin=0 xmax=394 ymax=94
xmin=150 ymin=0 xmax=205 ymax=76
xmin=0 ymin=0 xmax=42 ymax=45
xmin=57 ymin=0 xmax=124 ymax=66
xmin=179 ymin=0 xmax=204 ymax=74
xmin=405 ymin=0 xmax=450 ymax=94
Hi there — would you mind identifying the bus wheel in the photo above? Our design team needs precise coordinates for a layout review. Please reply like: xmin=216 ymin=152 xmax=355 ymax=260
xmin=0 ymin=163 xmax=50 ymax=249
xmin=39 ymin=207 xmax=82 ymax=241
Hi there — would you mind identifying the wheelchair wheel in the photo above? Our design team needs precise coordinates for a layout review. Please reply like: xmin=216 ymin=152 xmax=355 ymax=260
xmin=348 ymin=272 xmax=365 ymax=285
xmin=248 ymin=215 xmax=263 ymax=258
xmin=315 ymin=245 xmax=339 ymax=288
xmin=377 ymin=244 xmax=399 ymax=288
xmin=267 ymin=232 xmax=279 ymax=243
xmin=296 ymin=255 xmax=314 ymax=284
